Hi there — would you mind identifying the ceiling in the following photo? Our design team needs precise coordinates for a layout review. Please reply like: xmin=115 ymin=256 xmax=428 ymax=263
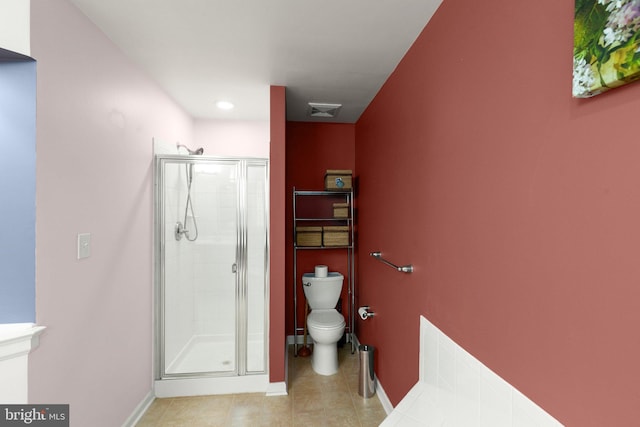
xmin=69 ymin=0 xmax=442 ymax=123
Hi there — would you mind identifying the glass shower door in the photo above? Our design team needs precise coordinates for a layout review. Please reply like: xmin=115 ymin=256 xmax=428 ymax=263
xmin=245 ymin=161 xmax=267 ymax=373
xmin=160 ymin=159 xmax=240 ymax=376
xmin=156 ymin=156 xmax=268 ymax=380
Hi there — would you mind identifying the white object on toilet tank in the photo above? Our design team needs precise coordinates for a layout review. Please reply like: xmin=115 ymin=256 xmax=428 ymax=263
xmin=314 ymin=265 xmax=328 ymax=277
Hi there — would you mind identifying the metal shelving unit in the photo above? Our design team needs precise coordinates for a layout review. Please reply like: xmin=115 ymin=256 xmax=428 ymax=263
xmin=293 ymin=188 xmax=356 ymax=354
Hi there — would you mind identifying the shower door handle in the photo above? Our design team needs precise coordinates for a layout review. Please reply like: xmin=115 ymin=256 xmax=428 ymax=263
xmin=232 ymin=263 xmax=237 ymax=273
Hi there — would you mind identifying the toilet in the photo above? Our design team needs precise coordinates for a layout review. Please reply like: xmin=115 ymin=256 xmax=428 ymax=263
xmin=302 ymin=271 xmax=346 ymax=376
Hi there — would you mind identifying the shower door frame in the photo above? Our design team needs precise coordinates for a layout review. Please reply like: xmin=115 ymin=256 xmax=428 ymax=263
xmin=154 ymin=154 xmax=269 ymax=381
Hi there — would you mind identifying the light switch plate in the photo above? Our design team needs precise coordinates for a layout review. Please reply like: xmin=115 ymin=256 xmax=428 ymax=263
xmin=77 ymin=233 xmax=91 ymax=259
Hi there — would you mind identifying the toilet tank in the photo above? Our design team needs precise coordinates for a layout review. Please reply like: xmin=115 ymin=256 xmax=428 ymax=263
xmin=302 ymin=272 xmax=344 ymax=309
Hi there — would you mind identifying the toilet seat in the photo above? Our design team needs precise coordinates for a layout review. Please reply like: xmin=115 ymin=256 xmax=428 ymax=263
xmin=307 ymin=309 xmax=345 ymax=329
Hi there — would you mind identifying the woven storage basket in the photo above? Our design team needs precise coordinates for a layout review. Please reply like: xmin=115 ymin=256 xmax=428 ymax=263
xmin=324 ymin=170 xmax=353 ymax=191
xmin=296 ymin=226 xmax=322 ymax=247
xmin=323 ymin=226 xmax=349 ymax=246
xmin=333 ymin=202 xmax=349 ymax=218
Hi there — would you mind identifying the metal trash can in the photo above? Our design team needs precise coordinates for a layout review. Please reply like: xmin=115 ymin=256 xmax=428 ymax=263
xmin=358 ymin=345 xmax=376 ymax=398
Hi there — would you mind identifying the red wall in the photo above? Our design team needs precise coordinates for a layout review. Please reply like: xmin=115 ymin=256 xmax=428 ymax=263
xmin=285 ymin=122 xmax=356 ymax=336
xmin=269 ymin=86 xmax=286 ymax=383
xmin=356 ymin=0 xmax=640 ymax=425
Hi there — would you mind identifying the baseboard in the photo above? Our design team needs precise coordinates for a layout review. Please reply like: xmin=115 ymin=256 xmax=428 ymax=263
xmin=266 ymin=381 xmax=288 ymax=396
xmin=121 ymin=390 xmax=154 ymax=427
xmin=375 ymin=375 xmax=394 ymax=415
xmin=284 ymin=337 xmax=289 ymax=389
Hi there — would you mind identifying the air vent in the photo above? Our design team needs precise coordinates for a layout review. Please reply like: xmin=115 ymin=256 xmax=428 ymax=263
xmin=307 ymin=103 xmax=342 ymax=118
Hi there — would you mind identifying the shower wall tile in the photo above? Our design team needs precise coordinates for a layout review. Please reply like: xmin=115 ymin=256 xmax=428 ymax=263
xmin=164 ymin=221 xmax=197 ymax=367
xmin=191 ymin=172 xmax=237 ymax=339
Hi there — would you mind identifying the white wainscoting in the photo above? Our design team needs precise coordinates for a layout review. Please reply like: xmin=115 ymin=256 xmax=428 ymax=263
xmin=0 ymin=323 xmax=45 ymax=403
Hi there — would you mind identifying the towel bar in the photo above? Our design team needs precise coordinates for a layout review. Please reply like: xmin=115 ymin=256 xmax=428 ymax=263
xmin=370 ymin=251 xmax=413 ymax=273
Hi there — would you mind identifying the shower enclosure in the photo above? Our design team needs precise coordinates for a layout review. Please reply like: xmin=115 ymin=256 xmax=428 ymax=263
xmin=154 ymin=154 xmax=269 ymax=396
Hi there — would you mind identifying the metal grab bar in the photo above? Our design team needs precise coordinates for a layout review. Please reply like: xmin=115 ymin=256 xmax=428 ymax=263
xmin=370 ymin=251 xmax=413 ymax=273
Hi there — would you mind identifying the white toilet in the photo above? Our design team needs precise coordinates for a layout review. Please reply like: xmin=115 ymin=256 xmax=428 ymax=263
xmin=302 ymin=271 xmax=346 ymax=376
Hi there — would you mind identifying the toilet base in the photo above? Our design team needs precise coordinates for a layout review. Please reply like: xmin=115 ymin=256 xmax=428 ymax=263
xmin=311 ymin=342 xmax=339 ymax=376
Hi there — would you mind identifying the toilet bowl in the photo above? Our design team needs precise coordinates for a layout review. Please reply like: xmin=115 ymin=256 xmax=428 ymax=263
xmin=302 ymin=272 xmax=345 ymax=376
xmin=307 ymin=309 xmax=346 ymax=375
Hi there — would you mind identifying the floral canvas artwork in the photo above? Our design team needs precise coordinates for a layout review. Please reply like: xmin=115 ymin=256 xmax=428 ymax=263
xmin=573 ymin=0 xmax=640 ymax=97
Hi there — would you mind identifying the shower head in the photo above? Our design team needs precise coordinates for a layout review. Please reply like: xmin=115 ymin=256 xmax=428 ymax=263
xmin=177 ymin=144 xmax=204 ymax=155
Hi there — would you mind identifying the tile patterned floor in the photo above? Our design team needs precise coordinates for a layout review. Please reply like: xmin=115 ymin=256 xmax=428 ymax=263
xmin=136 ymin=344 xmax=388 ymax=426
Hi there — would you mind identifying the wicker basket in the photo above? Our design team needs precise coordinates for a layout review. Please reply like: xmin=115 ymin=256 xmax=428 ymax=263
xmin=333 ymin=202 xmax=349 ymax=218
xmin=324 ymin=170 xmax=353 ymax=191
xmin=323 ymin=226 xmax=349 ymax=246
xmin=296 ymin=226 xmax=322 ymax=247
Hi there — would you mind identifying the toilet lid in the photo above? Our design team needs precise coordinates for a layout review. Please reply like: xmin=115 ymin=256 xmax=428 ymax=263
xmin=307 ymin=310 xmax=345 ymax=329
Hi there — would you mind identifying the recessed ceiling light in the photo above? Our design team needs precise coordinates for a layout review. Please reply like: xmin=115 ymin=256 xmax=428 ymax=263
xmin=216 ymin=100 xmax=234 ymax=110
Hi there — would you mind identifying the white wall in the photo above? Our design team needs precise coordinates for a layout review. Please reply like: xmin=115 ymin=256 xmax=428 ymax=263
xmin=0 ymin=0 xmax=30 ymax=56
xmin=195 ymin=119 xmax=270 ymax=158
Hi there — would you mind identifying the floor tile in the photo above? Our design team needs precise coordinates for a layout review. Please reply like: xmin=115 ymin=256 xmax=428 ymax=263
xmin=136 ymin=344 xmax=388 ymax=426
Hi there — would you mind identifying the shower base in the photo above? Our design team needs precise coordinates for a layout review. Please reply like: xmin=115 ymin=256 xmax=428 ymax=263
xmin=157 ymin=334 xmax=269 ymax=398
xmin=166 ymin=334 xmax=265 ymax=374
xmin=155 ymin=373 xmax=270 ymax=398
